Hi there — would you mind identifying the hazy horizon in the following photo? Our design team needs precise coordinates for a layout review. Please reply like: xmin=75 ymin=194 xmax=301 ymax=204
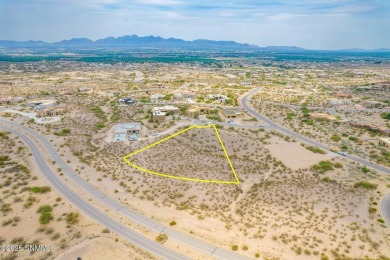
xmin=1 ymin=0 xmax=390 ymax=50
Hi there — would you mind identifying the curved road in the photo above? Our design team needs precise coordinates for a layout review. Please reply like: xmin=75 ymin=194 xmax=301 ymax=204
xmin=0 ymin=124 xmax=186 ymax=260
xmin=240 ymin=88 xmax=390 ymax=229
xmin=4 ymin=88 xmax=389 ymax=256
xmin=0 ymin=118 xmax=250 ymax=260
xmin=382 ymin=193 xmax=390 ymax=228
xmin=241 ymin=89 xmax=390 ymax=175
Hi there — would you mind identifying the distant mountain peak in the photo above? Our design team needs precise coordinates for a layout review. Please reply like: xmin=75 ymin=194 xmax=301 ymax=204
xmin=0 ymin=34 xmax=259 ymax=49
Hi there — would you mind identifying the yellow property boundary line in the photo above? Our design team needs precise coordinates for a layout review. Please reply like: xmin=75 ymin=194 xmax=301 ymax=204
xmin=123 ymin=124 xmax=240 ymax=184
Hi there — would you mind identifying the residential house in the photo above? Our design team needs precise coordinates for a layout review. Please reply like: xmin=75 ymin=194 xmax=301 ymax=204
xmin=150 ymin=94 xmax=164 ymax=103
xmin=221 ymin=108 xmax=243 ymax=119
xmin=118 ymin=97 xmax=136 ymax=106
xmin=379 ymin=138 xmax=390 ymax=150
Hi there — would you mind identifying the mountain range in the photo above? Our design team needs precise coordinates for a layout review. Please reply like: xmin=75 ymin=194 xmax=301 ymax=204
xmin=0 ymin=35 xmax=389 ymax=52
xmin=0 ymin=35 xmax=305 ymax=51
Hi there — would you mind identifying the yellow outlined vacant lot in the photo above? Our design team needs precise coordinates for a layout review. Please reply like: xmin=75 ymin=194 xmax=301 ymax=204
xmin=123 ymin=124 xmax=240 ymax=184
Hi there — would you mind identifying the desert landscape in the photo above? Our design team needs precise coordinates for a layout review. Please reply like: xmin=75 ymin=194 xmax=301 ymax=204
xmin=1 ymin=58 xmax=390 ymax=259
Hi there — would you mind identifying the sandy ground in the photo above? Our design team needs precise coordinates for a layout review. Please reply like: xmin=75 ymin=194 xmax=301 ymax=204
xmin=266 ymin=139 xmax=330 ymax=170
xmin=2 ymin=62 xmax=390 ymax=259
xmin=55 ymin=237 xmax=154 ymax=260
xmin=126 ymin=126 xmax=236 ymax=182
xmin=3 ymin=108 xmax=390 ymax=260
xmin=0 ymin=128 xmax=100 ymax=260
xmin=0 ymin=115 xmax=216 ymax=260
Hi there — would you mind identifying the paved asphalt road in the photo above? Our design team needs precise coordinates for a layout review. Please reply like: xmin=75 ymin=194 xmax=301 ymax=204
xmin=0 ymin=119 xmax=251 ymax=260
xmin=381 ymin=193 xmax=390 ymax=228
xmin=0 ymin=124 xmax=186 ymax=260
xmin=240 ymin=88 xmax=390 ymax=228
xmin=241 ymin=89 xmax=390 ymax=175
xmin=3 ymin=88 xmax=390 ymax=255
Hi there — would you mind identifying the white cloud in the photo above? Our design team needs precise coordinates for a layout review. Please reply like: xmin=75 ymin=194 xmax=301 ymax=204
xmin=133 ymin=0 xmax=182 ymax=5
xmin=0 ymin=0 xmax=389 ymax=49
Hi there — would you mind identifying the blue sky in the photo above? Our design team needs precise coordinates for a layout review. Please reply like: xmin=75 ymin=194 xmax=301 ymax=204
xmin=0 ymin=0 xmax=389 ymax=49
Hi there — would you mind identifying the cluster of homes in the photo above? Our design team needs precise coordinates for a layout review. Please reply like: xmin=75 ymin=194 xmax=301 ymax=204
xmin=1 ymin=96 xmax=74 ymax=118
xmin=206 ymin=94 xmax=229 ymax=102
xmin=149 ymin=92 xmax=231 ymax=103
xmin=149 ymin=104 xmax=244 ymax=123
xmin=149 ymin=92 xmax=196 ymax=103
xmin=28 ymin=99 xmax=74 ymax=117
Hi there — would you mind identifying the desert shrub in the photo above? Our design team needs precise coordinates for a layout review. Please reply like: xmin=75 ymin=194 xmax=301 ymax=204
xmin=1 ymin=203 xmax=12 ymax=214
xmin=23 ymin=196 xmax=37 ymax=208
xmin=2 ymin=217 xmax=20 ymax=226
xmin=313 ymin=161 xmax=334 ymax=173
xmin=354 ymin=181 xmax=377 ymax=190
xmin=322 ymin=177 xmax=336 ymax=183
xmin=90 ymin=106 xmax=106 ymax=119
xmin=40 ymin=212 xmax=53 ymax=224
xmin=381 ymin=112 xmax=390 ymax=120
xmin=51 ymin=233 xmax=60 ymax=240
xmin=11 ymin=237 xmax=27 ymax=245
xmin=62 ymin=128 xmax=70 ymax=134
xmin=73 ymin=231 xmax=82 ymax=239
xmin=37 ymin=204 xmax=53 ymax=225
xmin=13 ymin=196 xmax=22 ymax=203
xmin=306 ymin=146 xmax=326 ymax=154
xmin=320 ymin=254 xmax=329 ymax=260
xmin=37 ymin=205 xmax=53 ymax=214
xmin=169 ymin=220 xmax=177 ymax=226
xmin=95 ymin=122 xmax=106 ymax=129
xmin=232 ymin=245 xmax=238 ymax=251
xmin=334 ymin=162 xmax=343 ymax=168
xmin=66 ymin=212 xmax=80 ymax=225
xmin=349 ymin=136 xmax=358 ymax=142
xmin=330 ymin=135 xmax=341 ymax=142
xmin=369 ymin=207 xmax=377 ymax=214
xmin=45 ymin=227 xmax=54 ymax=235
xmin=301 ymin=106 xmax=310 ymax=114
xmin=287 ymin=112 xmax=295 ymax=120
xmin=10 ymin=164 xmax=30 ymax=173
xmin=30 ymin=186 xmax=51 ymax=193
xmin=155 ymin=233 xmax=168 ymax=244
